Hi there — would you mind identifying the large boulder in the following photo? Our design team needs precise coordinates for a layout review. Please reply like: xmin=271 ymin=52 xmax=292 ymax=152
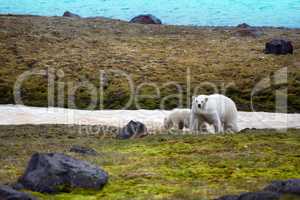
xmin=0 ymin=184 xmax=37 ymax=200
xmin=216 ymin=192 xmax=279 ymax=200
xmin=63 ymin=11 xmax=81 ymax=18
xmin=117 ymin=120 xmax=148 ymax=139
xmin=264 ymin=179 xmax=300 ymax=195
xmin=18 ymin=153 xmax=108 ymax=193
xmin=130 ymin=14 xmax=162 ymax=24
xmin=238 ymin=192 xmax=280 ymax=200
xmin=265 ymin=39 xmax=293 ymax=55
xmin=215 ymin=195 xmax=239 ymax=200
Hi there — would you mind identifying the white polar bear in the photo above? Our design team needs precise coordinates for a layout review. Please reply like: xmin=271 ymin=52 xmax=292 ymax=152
xmin=164 ymin=109 xmax=208 ymax=131
xmin=190 ymin=94 xmax=238 ymax=133
xmin=163 ymin=109 xmax=191 ymax=130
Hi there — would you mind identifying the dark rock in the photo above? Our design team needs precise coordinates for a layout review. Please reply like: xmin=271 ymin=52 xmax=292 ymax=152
xmin=117 ymin=120 xmax=148 ymax=139
xmin=11 ymin=182 xmax=24 ymax=191
xmin=63 ymin=11 xmax=81 ymax=18
xmin=235 ymin=27 xmax=262 ymax=37
xmin=215 ymin=195 xmax=239 ymax=200
xmin=216 ymin=192 xmax=280 ymax=200
xmin=265 ymin=39 xmax=293 ymax=55
xmin=238 ymin=192 xmax=280 ymax=200
xmin=18 ymin=153 xmax=108 ymax=193
xmin=130 ymin=14 xmax=162 ymax=24
xmin=0 ymin=184 xmax=37 ymax=200
xmin=234 ymin=23 xmax=262 ymax=37
xmin=264 ymin=179 xmax=300 ymax=195
xmin=237 ymin=23 xmax=251 ymax=28
xmin=239 ymin=128 xmax=258 ymax=133
xmin=70 ymin=145 xmax=98 ymax=156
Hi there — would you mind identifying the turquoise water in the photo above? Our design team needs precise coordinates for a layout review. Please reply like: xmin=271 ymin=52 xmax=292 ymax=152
xmin=0 ymin=0 xmax=300 ymax=27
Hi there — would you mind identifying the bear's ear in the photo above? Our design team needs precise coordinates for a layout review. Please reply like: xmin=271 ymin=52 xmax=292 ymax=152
xmin=204 ymin=97 xmax=208 ymax=102
xmin=192 ymin=96 xmax=196 ymax=101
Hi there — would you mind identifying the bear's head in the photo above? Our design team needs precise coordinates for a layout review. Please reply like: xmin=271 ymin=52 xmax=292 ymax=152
xmin=192 ymin=95 xmax=208 ymax=113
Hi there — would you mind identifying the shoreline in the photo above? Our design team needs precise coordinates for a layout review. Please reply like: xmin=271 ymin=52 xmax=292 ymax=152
xmin=1 ymin=13 xmax=300 ymax=30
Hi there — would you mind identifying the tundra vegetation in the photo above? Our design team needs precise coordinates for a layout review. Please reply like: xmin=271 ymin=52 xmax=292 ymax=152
xmin=0 ymin=125 xmax=300 ymax=199
xmin=0 ymin=15 xmax=299 ymax=112
xmin=0 ymin=15 xmax=300 ymax=200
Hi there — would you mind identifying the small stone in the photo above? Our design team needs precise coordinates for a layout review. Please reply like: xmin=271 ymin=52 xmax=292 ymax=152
xmin=0 ymin=184 xmax=37 ymax=200
xmin=70 ymin=145 xmax=98 ymax=156
xmin=130 ymin=14 xmax=162 ymax=24
xmin=235 ymin=28 xmax=262 ymax=37
xmin=117 ymin=120 xmax=148 ymax=139
xmin=237 ymin=23 xmax=251 ymax=28
xmin=11 ymin=182 xmax=24 ymax=190
xmin=63 ymin=11 xmax=81 ymax=18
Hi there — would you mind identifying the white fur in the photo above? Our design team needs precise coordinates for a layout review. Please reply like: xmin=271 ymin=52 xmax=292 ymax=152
xmin=163 ymin=109 xmax=191 ymax=130
xmin=190 ymin=94 xmax=238 ymax=133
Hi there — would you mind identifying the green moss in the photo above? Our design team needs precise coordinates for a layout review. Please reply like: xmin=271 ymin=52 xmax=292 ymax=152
xmin=0 ymin=126 xmax=300 ymax=199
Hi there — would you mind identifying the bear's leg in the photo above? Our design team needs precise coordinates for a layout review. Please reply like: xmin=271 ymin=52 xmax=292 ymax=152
xmin=164 ymin=117 xmax=173 ymax=130
xmin=184 ymin=119 xmax=190 ymax=129
xmin=189 ymin=114 xmax=199 ymax=132
xmin=178 ymin=121 xmax=184 ymax=130
xmin=199 ymin=122 xmax=208 ymax=133
xmin=192 ymin=119 xmax=199 ymax=132
xmin=224 ymin=122 xmax=238 ymax=133
xmin=212 ymin=114 xmax=222 ymax=133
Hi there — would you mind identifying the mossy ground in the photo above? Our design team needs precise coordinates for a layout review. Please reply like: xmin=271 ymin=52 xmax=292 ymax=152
xmin=0 ymin=15 xmax=299 ymax=112
xmin=0 ymin=125 xmax=300 ymax=199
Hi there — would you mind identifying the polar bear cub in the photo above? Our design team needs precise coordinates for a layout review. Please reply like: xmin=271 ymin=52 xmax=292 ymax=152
xmin=163 ymin=109 xmax=191 ymax=130
xmin=190 ymin=94 xmax=238 ymax=133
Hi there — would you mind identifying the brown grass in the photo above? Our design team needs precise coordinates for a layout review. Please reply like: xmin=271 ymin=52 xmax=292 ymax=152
xmin=0 ymin=15 xmax=299 ymax=111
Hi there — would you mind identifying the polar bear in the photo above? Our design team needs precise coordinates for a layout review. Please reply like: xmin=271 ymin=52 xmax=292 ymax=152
xmin=164 ymin=109 xmax=208 ymax=131
xmin=163 ymin=109 xmax=191 ymax=130
xmin=190 ymin=94 xmax=238 ymax=133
